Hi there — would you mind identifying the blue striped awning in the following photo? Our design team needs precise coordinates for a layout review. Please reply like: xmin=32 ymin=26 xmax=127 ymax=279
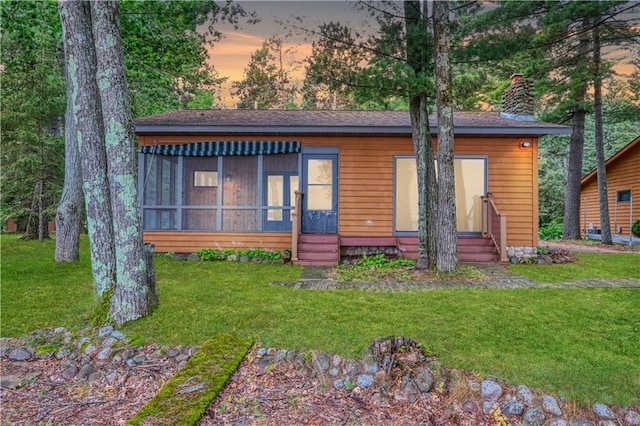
xmin=139 ymin=141 xmax=301 ymax=157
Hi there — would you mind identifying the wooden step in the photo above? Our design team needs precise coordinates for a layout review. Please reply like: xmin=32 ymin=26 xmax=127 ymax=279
xmin=298 ymin=243 xmax=339 ymax=253
xmin=298 ymin=251 xmax=340 ymax=261
xmin=299 ymin=234 xmax=339 ymax=244
xmin=295 ymin=259 xmax=340 ymax=267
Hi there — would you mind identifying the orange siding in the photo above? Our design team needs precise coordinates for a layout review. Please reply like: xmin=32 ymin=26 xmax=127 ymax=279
xmin=140 ymin=134 xmax=539 ymax=250
xmin=144 ymin=232 xmax=291 ymax=253
xmin=581 ymin=141 xmax=640 ymax=235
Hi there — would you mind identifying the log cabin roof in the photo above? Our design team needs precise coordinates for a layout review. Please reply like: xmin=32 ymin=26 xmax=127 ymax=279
xmin=581 ymin=135 xmax=640 ymax=187
xmin=134 ymin=109 xmax=572 ymax=137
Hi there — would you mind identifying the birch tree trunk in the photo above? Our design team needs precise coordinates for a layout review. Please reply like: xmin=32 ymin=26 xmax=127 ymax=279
xmin=59 ymin=0 xmax=115 ymax=296
xmin=90 ymin=0 xmax=157 ymax=323
xmin=592 ymin=25 xmax=612 ymax=245
xmin=55 ymin=47 xmax=84 ymax=263
xmin=404 ymin=0 xmax=437 ymax=269
xmin=433 ymin=0 xmax=457 ymax=272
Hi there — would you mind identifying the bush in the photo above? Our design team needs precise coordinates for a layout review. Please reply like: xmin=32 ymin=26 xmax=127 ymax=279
xmin=632 ymin=219 xmax=640 ymax=238
xmin=539 ymin=220 xmax=563 ymax=240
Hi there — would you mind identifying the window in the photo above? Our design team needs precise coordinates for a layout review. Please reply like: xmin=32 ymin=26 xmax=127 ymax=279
xmin=617 ymin=190 xmax=631 ymax=202
xmin=193 ymin=171 xmax=218 ymax=187
xmin=394 ymin=156 xmax=487 ymax=233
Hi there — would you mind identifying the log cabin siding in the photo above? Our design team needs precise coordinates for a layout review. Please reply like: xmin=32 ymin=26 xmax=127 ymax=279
xmin=580 ymin=138 xmax=640 ymax=236
xmin=139 ymin=134 xmax=539 ymax=250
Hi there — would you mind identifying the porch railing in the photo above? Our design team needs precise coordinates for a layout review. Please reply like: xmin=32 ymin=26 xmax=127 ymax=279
xmin=291 ymin=191 xmax=303 ymax=262
xmin=481 ymin=194 xmax=508 ymax=262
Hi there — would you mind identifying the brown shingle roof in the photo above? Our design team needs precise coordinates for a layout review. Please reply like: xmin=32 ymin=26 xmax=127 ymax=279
xmin=134 ymin=109 xmax=571 ymax=137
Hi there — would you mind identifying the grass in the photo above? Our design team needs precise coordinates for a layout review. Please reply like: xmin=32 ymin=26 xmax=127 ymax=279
xmin=510 ymin=252 xmax=640 ymax=282
xmin=1 ymin=234 xmax=639 ymax=406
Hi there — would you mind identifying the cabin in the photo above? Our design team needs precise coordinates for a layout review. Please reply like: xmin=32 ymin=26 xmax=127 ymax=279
xmin=134 ymin=79 xmax=571 ymax=265
xmin=580 ymin=135 xmax=640 ymax=238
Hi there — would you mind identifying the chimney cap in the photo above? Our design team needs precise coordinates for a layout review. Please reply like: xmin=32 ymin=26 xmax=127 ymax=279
xmin=510 ymin=73 xmax=524 ymax=84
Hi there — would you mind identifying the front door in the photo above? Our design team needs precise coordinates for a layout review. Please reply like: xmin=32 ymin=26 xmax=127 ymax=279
xmin=263 ymin=172 xmax=298 ymax=231
xmin=302 ymin=154 xmax=338 ymax=233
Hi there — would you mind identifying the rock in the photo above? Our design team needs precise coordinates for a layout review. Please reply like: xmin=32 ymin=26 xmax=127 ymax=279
xmin=332 ymin=377 xmax=347 ymax=390
xmin=481 ymin=379 xmax=503 ymax=401
xmin=598 ymin=421 xmax=616 ymax=426
xmin=462 ymin=400 xmax=478 ymax=414
xmin=53 ymin=327 xmax=66 ymax=334
xmin=570 ymin=420 xmax=594 ymax=426
xmin=483 ymin=400 xmax=498 ymax=414
xmin=98 ymin=325 xmax=114 ymax=338
xmin=549 ymin=419 xmax=568 ymax=426
xmin=133 ymin=355 xmax=146 ymax=364
xmin=542 ymin=394 xmax=563 ymax=416
xmin=77 ymin=364 xmax=94 ymax=381
xmin=187 ymin=253 xmax=201 ymax=261
xmin=266 ymin=348 xmax=277 ymax=356
xmin=273 ymin=350 xmax=287 ymax=363
xmin=344 ymin=360 xmax=362 ymax=376
xmin=125 ymin=358 xmax=136 ymax=368
xmin=332 ymin=354 xmax=342 ymax=366
xmin=239 ymin=255 xmax=250 ymax=263
xmin=167 ymin=349 xmax=180 ymax=358
xmin=501 ymin=399 xmax=525 ymax=416
xmin=0 ymin=375 xmax=23 ymax=389
xmin=313 ymin=353 xmax=331 ymax=372
xmin=592 ymin=403 xmax=615 ymax=419
xmin=355 ymin=374 xmax=374 ymax=389
xmin=105 ymin=371 xmax=119 ymax=384
xmin=517 ymin=385 xmax=535 ymax=405
xmin=285 ymin=350 xmax=297 ymax=362
xmin=523 ymin=406 xmax=546 ymax=426
xmin=9 ymin=347 xmax=31 ymax=361
xmin=56 ymin=347 xmax=71 ymax=360
xmin=96 ymin=348 xmax=111 ymax=361
xmin=625 ymin=410 xmax=640 ymax=425
xmin=102 ymin=337 xmax=118 ymax=348
xmin=370 ymin=393 xmax=390 ymax=407
xmin=61 ymin=365 xmax=78 ymax=381
xmin=414 ymin=368 xmax=434 ymax=393
xmin=364 ymin=361 xmax=379 ymax=374
xmin=110 ymin=330 xmax=126 ymax=341
xmin=329 ymin=367 xmax=340 ymax=377
xmin=84 ymin=344 xmax=98 ymax=355
xmin=256 ymin=348 xmax=267 ymax=357
xmin=226 ymin=254 xmax=239 ymax=262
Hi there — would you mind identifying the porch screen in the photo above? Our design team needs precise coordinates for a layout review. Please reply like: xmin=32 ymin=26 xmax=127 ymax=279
xmin=395 ymin=157 xmax=487 ymax=233
xmin=139 ymin=141 xmax=300 ymax=156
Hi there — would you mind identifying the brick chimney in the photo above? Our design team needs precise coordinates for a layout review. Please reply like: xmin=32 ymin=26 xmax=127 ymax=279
xmin=500 ymin=74 xmax=536 ymax=121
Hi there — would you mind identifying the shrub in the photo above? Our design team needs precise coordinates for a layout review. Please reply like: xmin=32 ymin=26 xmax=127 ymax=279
xmin=632 ymin=219 xmax=640 ymax=238
xmin=539 ymin=220 xmax=563 ymax=240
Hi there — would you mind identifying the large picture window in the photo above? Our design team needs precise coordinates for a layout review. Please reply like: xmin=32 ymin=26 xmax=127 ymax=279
xmin=395 ymin=156 xmax=487 ymax=233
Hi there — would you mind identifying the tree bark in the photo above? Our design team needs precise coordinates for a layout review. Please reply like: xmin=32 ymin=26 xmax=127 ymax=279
xmin=404 ymin=0 xmax=437 ymax=269
xmin=592 ymin=24 xmax=612 ymax=245
xmin=562 ymin=24 xmax=589 ymax=240
xmin=91 ymin=0 xmax=157 ymax=324
xmin=59 ymin=0 xmax=115 ymax=296
xmin=433 ymin=0 xmax=457 ymax=272
xmin=55 ymin=41 xmax=84 ymax=263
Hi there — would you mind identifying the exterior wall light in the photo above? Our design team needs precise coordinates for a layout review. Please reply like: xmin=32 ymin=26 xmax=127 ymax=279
xmin=225 ymin=174 xmax=232 ymax=182
xmin=521 ymin=141 xmax=532 ymax=148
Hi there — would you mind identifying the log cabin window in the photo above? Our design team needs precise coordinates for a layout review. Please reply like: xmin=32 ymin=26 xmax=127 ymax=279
xmin=394 ymin=156 xmax=487 ymax=234
xmin=139 ymin=144 xmax=300 ymax=232
xmin=617 ymin=190 xmax=631 ymax=202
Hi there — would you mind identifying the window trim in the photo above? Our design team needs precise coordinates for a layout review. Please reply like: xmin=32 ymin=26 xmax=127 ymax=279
xmin=616 ymin=189 xmax=631 ymax=203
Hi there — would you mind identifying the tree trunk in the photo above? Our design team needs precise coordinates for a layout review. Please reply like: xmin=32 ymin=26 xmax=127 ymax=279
xmin=22 ymin=181 xmax=44 ymax=241
xmin=55 ymin=46 xmax=84 ymax=263
xmin=404 ymin=0 xmax=437 ymax=269
xmin=562 ymin=25 xmax=589 ymax=240
xmin=592 ymin=25 xmax=612 ymax=245
xmin=91 ymin=0 xmax=157 ymax=324
xmin=59 ymin=0 xmax=115 ymax=296
xmin=37 ymin=180 xmax=50 ymax=242
xmin=433 ymin=0 xmax=457 ymax=273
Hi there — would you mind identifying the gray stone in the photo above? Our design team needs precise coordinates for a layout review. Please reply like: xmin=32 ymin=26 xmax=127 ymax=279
xmin=365 ymin=361 xmax=379 ymax=374
xmin=77 ymin=364 xmax=94 ymax=381
xmin=483 ymin=400 xmax=498 ymax=415
xmin=101 ymin=337 xmax=118 ymax=348
xmin=266 ymin=348 xmax=277 ymax=356
xmin=332 ymin=354 xmax=342 ymax=366
xmin=84 ymin=344 xmax=98 ymax=355
xmin=133 ymin=355 xmax=146 ymax=364
xmin=96 ymin=348 xmax=111 ymax=361
xmin=227 ymin=254 xmax=239 ymax=262
xmin=167 ymin=349 xmax=180 ymax=358
xmin=285 ymin=350 xmax=298 ymax=362
xmin=56 ymin=347 xmax=71 ymax=360
xmin=549 ymin=419 xmax=568 ymax=426
xmin=0 ymin=375 xmax=22 ymax=389
xmin=9 ymin=347 xmax=31 ymax=361
xmin=53 ymin=327 xmax=66 ymax=334
xmin=61 ymin=365 xmax=78 ymax=381
xmin=256 ymin=348 xmax=267 ymax=356
xmin=187 ymin=254 xmax=201 ymax=261
xmin=344 ymin=360 xmax=362 ymax=376
xmin=98 ymin=325 xmax=114 ymax=338
xmin=239 ymin=255 xmax=250 ymax=263
xmin=598 ymin=421 xmax=616 ymax=426
xmin=592 ymin=403 xmax=615 ymax=419
xmin=501 ymin=399 xmax=525 ymax=416
xmin=81 ymin=356 xmax=92 ymax=365
xmin=414 ymin=368 xmax=434 ymax=393
xmin=517 ymin=385 xmax=535 ymax=405
xmin=110 ymin=330 xmax=126 ymax=340
xmin=481 ymin=379 xmax=503 ymax=401
xmin=462 ymin=400 xmax=478 ymax=414
xmin=332 ymin=377 xmax=347 ymax=390
xmin=569 ymin=420 xmax=594 ymax=426
xmin=402 ymin=375 xmax=418 ymax=396
xmin=313 ymin=353 xmax=331 ymax=372
xmin=523 ymin=406 xmax=546 ymax=426
xmin=370 ymin=393 xmax=390 ymax=407
xmin=125 ymin=358 xmax=136 ymax=368
xmin=542 ymin=394 xmax=563 ymax=416
xmin=625 ymin=410 xmax=640 ymax=425
xmin=274 ymin=349 xmax=287 ymax=363
xmin=329 ymin=367 xmax=340 ymax=377
xmin=105 ymin=371 xmax=119 ymax=384
xmin=88 ymin=372 xmax=101 ymax=381
xmin=355 ymin=374 xmax=374 ymax=389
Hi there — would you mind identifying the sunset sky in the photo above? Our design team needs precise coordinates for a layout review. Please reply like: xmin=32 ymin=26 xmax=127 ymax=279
xmin=207 ymin=1 xmax=638 ymax=107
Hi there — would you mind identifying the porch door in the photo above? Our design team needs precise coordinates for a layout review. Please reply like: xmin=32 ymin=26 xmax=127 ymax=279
xmin=302 ymin=154 xmax=338 ymax=234
xmin=263 ymin=172 xmax=298 ymax=231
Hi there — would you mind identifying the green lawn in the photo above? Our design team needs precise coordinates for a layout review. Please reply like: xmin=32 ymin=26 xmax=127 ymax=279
xmin=1 ymin=234 xmax=639 ymax=406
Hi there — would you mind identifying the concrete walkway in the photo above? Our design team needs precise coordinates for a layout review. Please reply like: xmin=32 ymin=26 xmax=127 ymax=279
xmin=274 ymin=264 xmax=640 ymax=290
